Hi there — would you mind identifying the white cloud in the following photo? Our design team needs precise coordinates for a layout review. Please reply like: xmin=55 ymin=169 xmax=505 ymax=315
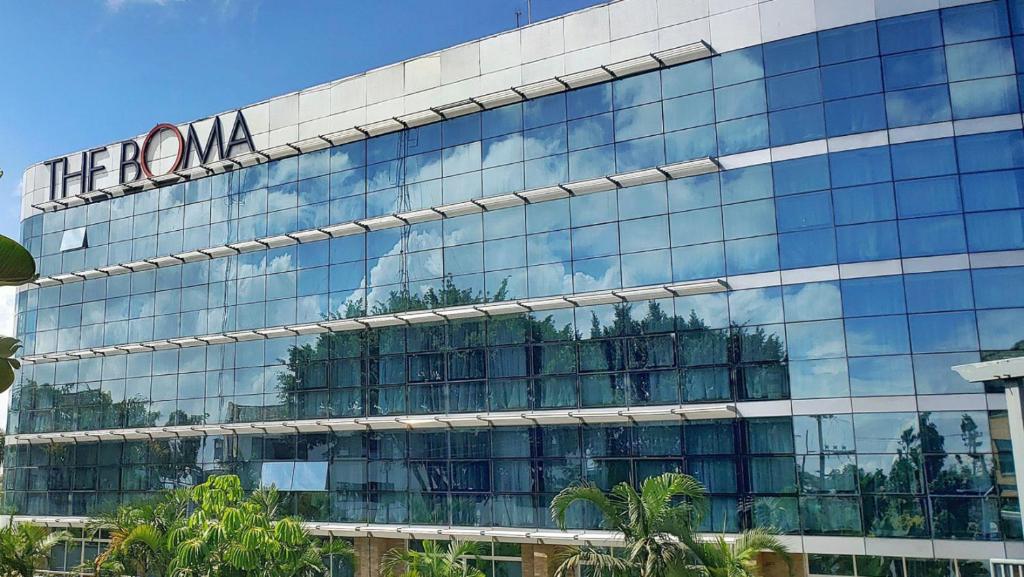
xmin=105 ymin=0 xmax=181 ymax=12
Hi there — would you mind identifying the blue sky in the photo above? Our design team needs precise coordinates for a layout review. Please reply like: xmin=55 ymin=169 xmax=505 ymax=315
xmin=0 ymin=0 xmax=605 ymax=241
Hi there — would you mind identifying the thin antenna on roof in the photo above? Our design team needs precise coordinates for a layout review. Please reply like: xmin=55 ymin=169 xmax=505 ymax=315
xmin=515 ymin=7 xmax=522 ymax=27
xmin=527 ymin=0 xmax=533 ymax=23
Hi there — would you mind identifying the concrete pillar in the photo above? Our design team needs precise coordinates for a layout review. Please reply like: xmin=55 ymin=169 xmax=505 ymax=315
xmin=354 ymin=537 xmax=407 ymax=577
xmin=1006 ymin=385 xmax=1024 ymax=537
xmin=522 ymin=544 xmax=563 ymax=577
xmin=757 ymin=552 xmax=805 ymax=577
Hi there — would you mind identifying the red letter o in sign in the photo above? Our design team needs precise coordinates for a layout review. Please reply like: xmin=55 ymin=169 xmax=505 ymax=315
xmin=140 ymin=123 xmax=184 ymax=178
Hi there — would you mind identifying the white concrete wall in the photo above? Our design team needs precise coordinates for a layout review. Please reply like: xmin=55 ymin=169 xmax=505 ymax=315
xmin=20 ymin=0 xmax=989 ymax=221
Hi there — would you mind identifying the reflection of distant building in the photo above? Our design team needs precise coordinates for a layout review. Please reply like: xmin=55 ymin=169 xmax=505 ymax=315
xmin=11 ymin=0 xmax=1024 ymax=574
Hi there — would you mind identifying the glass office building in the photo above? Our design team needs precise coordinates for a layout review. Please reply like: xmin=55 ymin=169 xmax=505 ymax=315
xmin=8 ymin=0 xmax=1024 ymax=572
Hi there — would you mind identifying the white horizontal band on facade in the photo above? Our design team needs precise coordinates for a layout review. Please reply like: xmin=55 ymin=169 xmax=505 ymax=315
xmin=29 ymin=42 xmax=714 ymax=215
xmin=3 ymin=403 xmax=737 ymax=446
xmin=7 ymin=392 xmax=1006 ymax=446
xmin=8 ymin=515 xmax=1020 ymax=559
xmin=18 ymin=278 xmax=728 ymax=364
xmin=29 ymin=157 xmax=721 ymax=289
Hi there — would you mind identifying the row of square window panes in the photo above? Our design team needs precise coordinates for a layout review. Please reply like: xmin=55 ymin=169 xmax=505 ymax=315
xmin=807 ymin=554 xmax=990 ymax=577
xmin=25 ymin=0 xmax=1024 ymax=274
xmin=25 ymin=118 xmax=1024 ymax=280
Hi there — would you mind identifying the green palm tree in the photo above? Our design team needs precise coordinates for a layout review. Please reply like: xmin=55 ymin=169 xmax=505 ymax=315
xmin=0 ymin=520 xmax=69 ymax=577
xmin=550 ymin=472 xmax=707 ymax=577
xmin=680 ymin=528 xmax=790 ymax=577
xmin=380 ymin=540 xmax=486 ymax=577
xmin=88 ymin=488 xmax=190 ymax=576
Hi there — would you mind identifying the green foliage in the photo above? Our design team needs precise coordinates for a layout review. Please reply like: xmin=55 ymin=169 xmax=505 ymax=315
xmin=0 ymin=233 xmax=35 ymax=394
xmin=0 ymin=520 xmax=70 ymax=577
xmin=90 ymin=475 xmax=355 ymax=577
xmin=380 ymin=540 xmax=485 ymax=577
xmin=550 ymin=473 xmax=789 ymax=577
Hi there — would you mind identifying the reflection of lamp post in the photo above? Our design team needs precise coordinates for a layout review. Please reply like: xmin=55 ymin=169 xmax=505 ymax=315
xmin=953 ymin=357 xmax=1024 ymax=536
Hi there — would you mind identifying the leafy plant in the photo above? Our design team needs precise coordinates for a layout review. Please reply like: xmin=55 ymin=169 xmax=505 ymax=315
xmin=381 ymin=540 xmax=485 ymax=577
xmin=549 ymin=472 xmax=789 ymax=577
xmin=0 ymin=228 xmax=36 ymax=394
xmin=0 ymin=520 xmax=69 ymax=577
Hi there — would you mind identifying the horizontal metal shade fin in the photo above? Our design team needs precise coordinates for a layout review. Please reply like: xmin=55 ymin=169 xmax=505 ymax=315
xmin=4 ymin=403 xmax=736 ymax=445
xmin=27 ymin=154 xmax=719 ymax=288
xmin=31 ymin=41 xmax=713 ymax=214
xmin=19 ymin=278 xmax=729 ymax=363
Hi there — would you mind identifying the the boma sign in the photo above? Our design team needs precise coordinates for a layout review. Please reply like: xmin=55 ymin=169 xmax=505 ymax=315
xmin=43 ymin=110 xmax=255 ymax=201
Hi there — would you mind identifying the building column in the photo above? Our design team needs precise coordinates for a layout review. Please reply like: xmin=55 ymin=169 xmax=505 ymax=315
xmin=1006 ymin=383 xmax=1024 ymax=537
xmin=521 ymin=544 xmax=563 ymax=577
xmin=354 ymin=537 xmax=407 ymax=577
xmin=757 ymin=552 xmax=806 ymax=577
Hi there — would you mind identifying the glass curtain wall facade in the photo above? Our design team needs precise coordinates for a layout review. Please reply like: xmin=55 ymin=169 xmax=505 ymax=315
xmin=9 ymin=0 xmax=1024 ymax=564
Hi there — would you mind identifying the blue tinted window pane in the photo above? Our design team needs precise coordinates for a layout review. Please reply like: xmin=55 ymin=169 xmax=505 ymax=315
xmin=725 ymin=235 xmax=778 ymax=275
xmin=825 ymin=94 xmax=888 ymax=136
xmin=882 ymin=48 xmax=947 ymax=90
xmin=662 ymin=59 xmax=713 ymax=98
xmin=848 ymin=355 xmax=915 ymax=396
xmin=567 ymin=114 xmax=612 ymax=151
xmin=835 ymin=184 xmax=892 ymax=224
xmin=764 ymin=33 xmax=819 ymax=76
xmin=958 ymin=131 xmax=1024 ymax=172
xmin=615 ymin=102 xmax=664 ymax=141
xmin=664 ymin=92 xmax=716 ymax=131
xmin=973 ymin=267 xmax=1024 ymax=308
xmin=819 ymin=22 xmax=879 ymax=65
xmin=892 ymin=139 xmax=958 ymax=180
xmin=779 ymin=228 xmax=837 ymax=269
xmin=900 ymin=215 xmax=967 ymax=257
xmin=878 ymin=11 xmax=943 ymax=54
xmin=966 ymin=209 xmax=1024 ymax=251
xmin=723 ymin=200 xmax=776 ymax=239
xmin=569 ymin=145 xmax=615 ymax=180
xmin=616 ymin=135 xmax=665 ymax=172
xmin=524 ymin=94 xmax=566 ymax=129
xmin=715 ymin=80 xmax=767 ymax=121
xmin=946 ymin=39 xmax=1015 ymax=82
xmin=672 ymin=243 xmax=725 ymax=281
xmin=482 ymin=104 xmax=523 ymax=139
xmin=668 ymin=173 xmax=720 ymax=212
xmin=896 ymin=176 xmax=962 ymax=217
xmin=830 ymin=147 xmax=892 ymax=188
xmin=941 ymin=1 xmax=1010 ymax=44
xmin=950 ymin=76 xmax=1020 ymax=119
xmin=665 ymin=124 xmax=718 ymax=163
xmin=905 ymin=270 xmax=974 ymax=313
xmin=845 ymin=316 xmax=910 ymax=356
xmin=961 ymin=170 xmax=1024 ymax=211
xmin=713 ymin=46 xmax=764 ymax=87
xmin=776 ymin=191 xmax=833 ymax=232
xmin=567 ymin=84 xmax=612 ymax=120
xmin=821 ymin=59 xmax=883 ymax=100
xmin=774 ymin=155 xmax=830 ymax=196
xmin=670 ymin=208 xmax=723 ymax=246
xmin=721 ymin=164 xmax=773 ymax=204
xmin=770 ymin=105 xmax=826 ymax=146
xmin=842 ymin=276 xmax=906 ymax=317
xmin=836 ymin=221 xmax=900 ymax=263
xmin=767 ymin=69 xmax=822 ymax=110
xmin=443 ymin=114 xmax=481 ymax=147
xmin=909 ymin=311 xmax=979 ymax=353
xmin=885 ymin=85 xmax=952 ymax=127
xmin=614 ymin=71 xmax=662 ymax=109
xmin=717 ymin=115 xmax=769 ymax=155
xmin=978 ymin=307 xmax=1024 ymax=350
xmin=787 ymin=320 xmax=846 ymax=360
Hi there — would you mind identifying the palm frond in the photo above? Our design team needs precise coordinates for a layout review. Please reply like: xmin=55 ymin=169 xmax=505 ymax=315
xmin=553 ymin=546 xmax=632 ymax=577
xmin=550 ymin=482 xmax=622 ymax=530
